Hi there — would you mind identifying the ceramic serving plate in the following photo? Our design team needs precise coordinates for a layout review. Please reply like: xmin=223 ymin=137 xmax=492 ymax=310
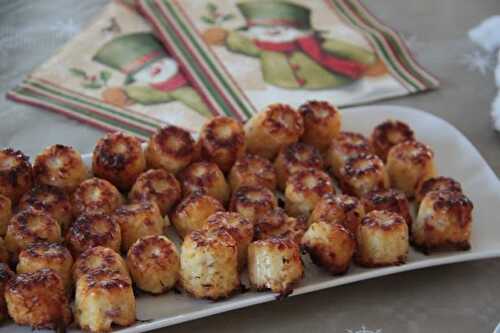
xmin=4 ymin=105 xmax=500 ymax=333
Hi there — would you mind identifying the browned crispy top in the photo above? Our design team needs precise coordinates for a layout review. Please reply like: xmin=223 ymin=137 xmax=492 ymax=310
xmin=188 ymin=229 xmax=236 ymax=248
xmin=254 ymin=208 xmax=306 ymax=243
xmin=333 ymin=132 xmax=372 ymax=156
xmin=0 ymin=148 xmax=33 ymax=186
xmin=428 ymin=190 xmax=473 ymax=226
xmin=73 ymin=177 xmax=121 ymax=214
xmin=299 ymin=100 xmax=338 ymax=121
xmin=114 ymin=200 xmax=157 ymax=217
xmin=281 ymin=142 xmax=323 ymax=169
xmin=252 ymin=236 xmax=299 ymax=251
xmin=21 ymin=242 xmax=70 ymax=261
xmin=33 ymin=144 xmax=81 ymax=179
xmin=390 ymin=140 xmax=434 ymax=164
xmin=75 ymin=246 xmax=124 ymax=277
xmin=322 ymin=193 xmax=361 ymax=213
xmin=206 ymin=211 xmax=253 ymax=238
xmin=342 ymin=154 xmax=384 ymax=178
xmin=201 ymin=116 xmax=245 ymax=152
xmin=262 ymin=103 xmax=304 ymax=136
xmin=364 ymin=189 xmax=406 ymax=206
xmin=131 ymin=169 xmax=180 ymax=199
xmin=67 ymin=213 xmax=119 ymax=247
xmin=129 ymin=235 xmax=176 ymax=263
xmin=180 ymin=162 xmax=221 ymax=190
xmin=8 ymin=268 xmax=62 ymax=291
xmin=152 ymin=125 xmax=195 ymax=157
xmin=230 ymin=186 xmax=276 ymax=208
xmin=174 ymin=192 xmax=223 ymax=214
xmin=10 ymin=208 xmax=58 ymax=238
xmin=234 ymin=154 xmax=274 ymax=176
xmin=372 ymin=120 xmax=414 ymax=150
xmin=288 ymin=168 xmax=333 ymax=195
xmin=418 ymin=177 xmax=462 ymax=198
xmin=93 ymin=132 xmax=142 ymax=171
xmin=360 ymin=210 xmax=406 ymax=231
xmin=83 ymin=268 xmax=131 ymax=289
xmin=19 ymin=184 xmax=71 ymax=212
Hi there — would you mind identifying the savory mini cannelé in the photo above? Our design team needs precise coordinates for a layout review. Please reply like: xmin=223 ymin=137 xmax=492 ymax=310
xmin=326 ymin=132 xmax=372 ymax=178
xmin=245 ymin=103 xmax=304 ymax=159
xmin=254 ymin=207 xmax=307 ymax=245
xmin=229 ymin=154 xmax=277 ymax=191
xmin=129 ymin=169 xmax=182 ymax=215
xmin=274 ymin=142 xmax=323 ymax=190
xmin=92 ymin=132 xmax=146 ymax=191
xmin=171 ymin=192 xmax=224 ymax=238
xmin=6 ymin=269 xmax=72 ymax=329
xmin=179 ymin=161 xmax=230 ymax=205
xmin=5 ymin=208 xmax=62 ymax=258
xmin=180 ymin=229 xmax=240 ymax=300
xmin=198 ymin=116 xmax=246 ymax=172
xmin=146 ymin=125 xmax=196 ymax=174
xmin=284 ymin=168 xmax=334 ymax=218
xmin=248 ymin=237 xmax=303 ymax=296
xmin=299 ymin=100 xmax=341 ymax=152
xmin=112 ymin=201 xmax=164 ymax=252
xmin=308 ymin=193 xmax=365 ymax=236
xmin=415 ymin=176 xmax=462 ymax=204
xmin=356 ymin=210 xmax=409 ymax=267
xmin=66 ymin=213 xmax=121 ymax=256
xmin=230 ymin=185 xmax=278 ymax=223
xmin=127 ymin=235 xmax=180 ymax=294
xmin=17 ymin=242 xmax=73 ymax=291
xmin=72 ymin=177 xmax=124 ymax=216
xmin=75 ymin=269 xmax=135 ymax=332
xmin=362 ymin=189 xmax=412 ymax=229
xmin=371 ymin=120 xmax=415 ymax=161
xmin=339 ymin=154 xmax=389 ymax=198
xmin=0 ymin=148 xmax=33 ymax=203
xmin=205 ymin=211 xmax=254 ymax=270
xmin=302 ymin=222 xmax=355 ymax=275
xmin=386 ymin=140 xmax=436 ymax=198
xmin=33 ymin=144 xmax=88 ymax=192
xmin=413 ymin=190 xmax=473 ymax=253
xmin=18 ymin=184 xmax=73 ymax=231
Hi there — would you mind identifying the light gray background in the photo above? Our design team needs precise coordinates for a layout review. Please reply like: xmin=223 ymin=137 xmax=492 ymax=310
xmin=1 ymin=0 xmax=499 ymax=332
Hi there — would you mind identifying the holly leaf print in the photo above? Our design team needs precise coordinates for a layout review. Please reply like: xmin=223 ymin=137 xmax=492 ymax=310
xmin=69 ymin=67 xmax=87 ymax=79
xmin=201 ymin=16 xmax=216 ymax=25
xmin=81 ymin=82 xmax=102 ymax=89
xmin=100 ymin=70 xmax=112 ymax=84
xmin=222 ymin=14 xmax=235 ymax=21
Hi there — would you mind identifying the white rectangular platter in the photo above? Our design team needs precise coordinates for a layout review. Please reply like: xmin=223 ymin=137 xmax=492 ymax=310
xmin=5 ymin=105 xmax=500 ymax=333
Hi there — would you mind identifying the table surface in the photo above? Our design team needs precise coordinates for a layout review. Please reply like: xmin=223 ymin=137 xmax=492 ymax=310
xmin=1 ymin=0 xmax=499 ymax=332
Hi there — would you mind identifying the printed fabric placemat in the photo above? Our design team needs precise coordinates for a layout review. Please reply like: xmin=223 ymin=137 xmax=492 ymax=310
xmin=139 ymin=0 xmax=439 ymax=118
xmin=7 ymin=0 xmax=439 ymax=138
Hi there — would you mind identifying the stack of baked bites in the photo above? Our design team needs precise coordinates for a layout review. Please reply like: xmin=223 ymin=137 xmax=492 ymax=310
xmin=0 ymin=100 xmax=473 ymax=331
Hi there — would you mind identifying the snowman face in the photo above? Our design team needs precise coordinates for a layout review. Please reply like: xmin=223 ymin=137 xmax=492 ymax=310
xmin=244 ymin=25 xmax=312 ymax=43
xmin=133 ymin=57 xmax=179 ymax=84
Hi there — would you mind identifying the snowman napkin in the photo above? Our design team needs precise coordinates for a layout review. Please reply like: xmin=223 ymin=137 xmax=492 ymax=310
xmin=7 ymin=0 xmax=211 ymax=138
xmin=8 ymin=0 xmax=439 ymax=138
xmin=138 ymin=0 xmax=439 ymax=117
